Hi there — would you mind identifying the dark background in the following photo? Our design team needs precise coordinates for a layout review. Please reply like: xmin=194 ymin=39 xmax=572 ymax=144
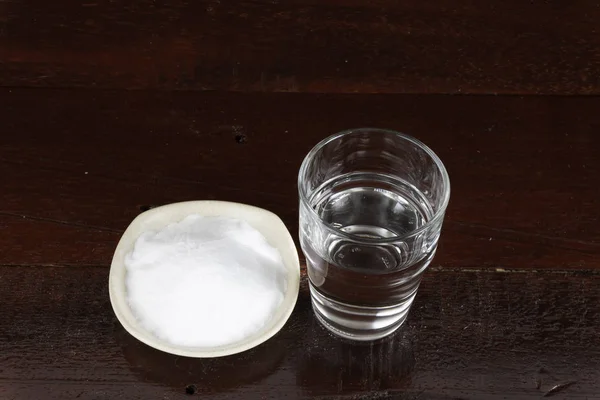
xmin=1 ymin=1 xmax=599 ymax=399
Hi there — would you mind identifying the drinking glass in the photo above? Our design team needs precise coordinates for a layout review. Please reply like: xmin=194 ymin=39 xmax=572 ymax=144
xmin=298 ymin=128 xmax=450 ymax=341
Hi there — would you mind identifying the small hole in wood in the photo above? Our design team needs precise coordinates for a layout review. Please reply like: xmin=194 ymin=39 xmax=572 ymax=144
xmin=234 ymin=133 xmax=247 ymax=144
xmin=185 ymin=384 xmax=197 ymax=395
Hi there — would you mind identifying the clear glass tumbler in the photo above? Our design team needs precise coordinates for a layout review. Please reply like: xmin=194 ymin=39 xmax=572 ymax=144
xmin=298 ymin=128 xmax=450 ymax=341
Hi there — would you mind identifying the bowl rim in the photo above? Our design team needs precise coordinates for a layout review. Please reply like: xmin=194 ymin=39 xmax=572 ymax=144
xmin=109 ymin=200 xmax=300 ymax=358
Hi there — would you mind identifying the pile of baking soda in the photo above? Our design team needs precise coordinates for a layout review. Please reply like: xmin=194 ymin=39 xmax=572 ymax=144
xmin=124 ymin=215 xmax=287 ymax=347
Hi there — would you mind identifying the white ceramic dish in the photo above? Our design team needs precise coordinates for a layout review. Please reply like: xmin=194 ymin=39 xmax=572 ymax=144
xmin=109 ymin=200 xmax=300 ymax=358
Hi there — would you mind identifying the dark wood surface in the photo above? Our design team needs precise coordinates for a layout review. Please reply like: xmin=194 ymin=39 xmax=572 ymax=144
xmin=1 ymin=88 xmax=600 ymax=399
xmin=1 ymin=90 xmax=598 ymax=269
xmin=2 ymin=266 xmax=599 ymax=400
xmin=1 ymin=0 xmax=600 ymax=94
xmin=2 ymin=1 xmax=600 ymax=398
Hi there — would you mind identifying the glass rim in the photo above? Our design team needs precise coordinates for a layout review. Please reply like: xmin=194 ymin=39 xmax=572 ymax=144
xmin=298 ymin=128 xmax=451 ymax=244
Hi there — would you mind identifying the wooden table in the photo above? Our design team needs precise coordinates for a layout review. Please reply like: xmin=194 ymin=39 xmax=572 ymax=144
xmin=1 ymin=1 xmax=600 ymax=399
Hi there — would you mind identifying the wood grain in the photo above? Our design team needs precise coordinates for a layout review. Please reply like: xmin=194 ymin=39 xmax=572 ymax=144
xmin=1 ymin=265 xmax=599 ymax=399
xmin=1 ymin=89 xmax=598 ymax=269
xmin=1 ymin=1 xmax=600 ymax=93
xmin=1 ymin=87 xmax=599 ymax=399
xmin=2 ymin=2 xmax=600 ymax=397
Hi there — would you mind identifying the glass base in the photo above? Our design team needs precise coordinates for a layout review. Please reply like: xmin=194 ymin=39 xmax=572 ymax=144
xmin=309 ymin=283 xmax=416 ymax=341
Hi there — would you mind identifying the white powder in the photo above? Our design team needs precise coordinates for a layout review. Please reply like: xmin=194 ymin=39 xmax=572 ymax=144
xmin=124 ymin=215 xmax=287 ymax=348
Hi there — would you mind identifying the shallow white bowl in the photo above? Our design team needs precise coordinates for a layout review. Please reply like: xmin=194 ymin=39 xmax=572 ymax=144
xmin=109 ymin=200 xmax=300 ymax=358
